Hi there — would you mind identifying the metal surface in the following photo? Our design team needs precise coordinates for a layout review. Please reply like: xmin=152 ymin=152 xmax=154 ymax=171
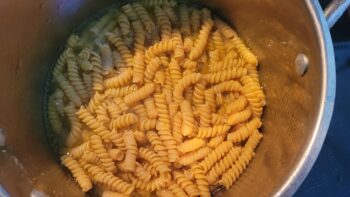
xmin=0 ymin=0 xmax=336 ymax=196
xmin=295 ymin=53 xmax=309 ymax=76
xmin=325 ymin=0 xmax=350 ymax=28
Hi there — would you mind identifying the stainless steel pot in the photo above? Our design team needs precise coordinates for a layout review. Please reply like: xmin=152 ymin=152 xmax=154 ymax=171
xmin=0 ymin=0 xmax=347 ymax=196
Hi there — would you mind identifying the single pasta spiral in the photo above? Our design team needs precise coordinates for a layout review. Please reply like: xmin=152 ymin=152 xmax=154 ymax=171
xmin=61 ymin=155 xmax=92 ymax=192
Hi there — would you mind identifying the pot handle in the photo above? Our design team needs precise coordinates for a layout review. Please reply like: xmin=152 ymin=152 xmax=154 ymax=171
xmin=324 ymin=0 xmax=350 ymax=28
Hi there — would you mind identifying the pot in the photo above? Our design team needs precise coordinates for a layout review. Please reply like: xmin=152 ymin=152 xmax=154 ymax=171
xmin=0 ymin=0 xmax=346 ymax=196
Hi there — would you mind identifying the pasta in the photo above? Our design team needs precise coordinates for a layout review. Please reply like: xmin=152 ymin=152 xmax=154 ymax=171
xmin=91 ymin=52 xmax=105 ymax=92
xmin=49 ymin=2 xmax=266 ymax=195
xmin=61 ymin=155 xmax=92 ymax=192
xmin=90 ymin=135 xmax=117 ymax=173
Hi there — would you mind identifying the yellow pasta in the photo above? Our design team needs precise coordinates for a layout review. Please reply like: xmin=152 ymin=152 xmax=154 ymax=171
xmin=168 ymin=182 xmax=188 ymax=197
xmin=135 ymin=163 xmax=152 ymax=182
xmin=143 ymin=97 xmax=158 ymax=119
xmin=172 ymin=112 xmax=183 ymax=144
xmin=69 ymin=141 xmax=90 ymax=159
xmin=227 ymin=107 xmax=252 ymax=126
xmin=207 ymin=147 xmax=242 ymax=184
xmin=139 ymin=147 xmax=170 ymax=174
xmin=207 ymin=134 xmax=226 ymax=148
xmin=90 ymin=135 xmax=117 ymax=173
xmin=133 ymin=130 xmax=149 ymax=146
xmin=102 ymin=190 xmax=128 ymax=197
xmin=188 ymin=19 xmax=213 ymax=60
xmin=179 ymin=146 xmax=211 ymax=166
xmin=178 ymin=138 xmax=205 ymax=154
xmin=224 ymin=95 xmax=248 ymax=115
xmin=144 ymin=57 xmax=162 ymax=83
xmin=146 ymin=131 xmax=168 ymax=162
xmin=104 ymin=85 xmax=138 ymax=98
xmin=179 ymin=100 xmax=196 ymax=136
xmin=139 ymin=119 xmax=157 ymax=131
xmin=50 ymin=2 xmax=266 ymax=195
xmin=109 ymin=148 xmax=124 ymax=161
xmin=103 ymin=69 xmax=133 ymax=89
xmin=219 ymin=130 xmax=263 ymax=188
xmin=81 ymin=162 xmax=134 ymax=194
xmin=227 ymin=118 xmax=262 ymax=143
xmin=81 ymin=151 xmax=100 ymax=164
xmin=131 ymin=103 xmax=148 ymax=120
xmin=109 ymin=113 xmax=138 ymax=129
xmin=198 ymin=141 xmax=232 ymax=173
xmin=203 ymin=67 xmax=248 ymax=84
xmin=124 ymin=83 xmax=155 ymax=106
xmin=191 ymin=164 xmax=210 ymax=197
xmin=61 ymin=155 xmax=92 ymax=192
xmin=173 ymin=171 xmax=199 ymax=196
xmin=173 ymin=73 xmax=201 ymax=103
xmin=119 ymin=131 xmax=137 ymax=172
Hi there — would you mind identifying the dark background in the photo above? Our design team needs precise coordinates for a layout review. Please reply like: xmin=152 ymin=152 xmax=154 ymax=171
xmin=296 ymin=1 xmax=350 ymax=196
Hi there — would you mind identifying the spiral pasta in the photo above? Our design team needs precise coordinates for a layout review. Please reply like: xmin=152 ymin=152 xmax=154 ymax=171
xmin=179 ymin=5 xmax=191 ymax=37
xmin=47 ymin=95 xmax=63 ymax=134
xmin=227 ymin=118 xmax=262 ymax=143
xmin=144 ymin=57 xmax=162 ymax=83
xmin=139 ymin=119 xmax=157 ymax=131
xmin=124 ymin=83 xmax=155 ymax=106
xmin=168 ymin=182 xmax=188 ymax=197
xmin=227 ymin=107 xmax=252 ymax=126
xmin=104 ymin=69 xmax=132 ymax=89
xmin=132 ymin=3 xmax=156 ymax=34
xmin=179 ymin=100 xmax=196 ymax=136
xmin=143 ymin=97 xmax=158 ymax=119
xmin=104 ymin=85 xmax=138 ymax=98
xmin=207 ymin=146 xmax=242 ymax=185
xmin=173 ymin=73 xmax=201 ymax=103
xmin=188 ymin=19 xmax=213 ymax=60
xmin=131 ymin=103 xmax=148 ymax=120
xmin=61 ymin=155 xmax=92 ymax=192
xmin=50 ymin=2 xmax=266 ymax=195
xmin=67 ymin=58 xmax=88 ymax=102
xmin=119 ymin=131 xmax=137 ymax=172
xmin=177 ymin=138 xmax=205 ymax=154
xmin=55 ymin=72 xmax=82 ymax=107
xmin=135 ymin=163 xmax=152 ymax=182
xmin=106 ymin=32 xmax=134 ymax=67
xmin=173 ymin=171 xmax=199 ymax=196
xmin=179 ymin=146 xmax=211 ymax=166
xmin=102 ymin=191 xmax=128 ymax=197
xmin=81 ymin=162 xmax=134 ymax=194
xmin=146 ymin=131 xmax=168 ymax=162
xmin=154 ymin=6 xmax=172 ymax=40
xmin=109 ymin=113 xmax=138 ymax=129
xmin=191 ymin=164 xmax=210 ymax=197
xmin=139 ymin=148 xmax=170 ymax=174
xmin=90 ymin=52 xmax=105 ymax=92
xmin=90 ymin=135 xmax=117 ymax=173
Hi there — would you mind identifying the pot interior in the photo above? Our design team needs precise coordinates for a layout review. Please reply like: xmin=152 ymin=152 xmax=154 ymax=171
xmin=0 ymin=0 xmax=325 ymax=196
